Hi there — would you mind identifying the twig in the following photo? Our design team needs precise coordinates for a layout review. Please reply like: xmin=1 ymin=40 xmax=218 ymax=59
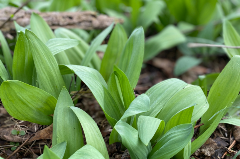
xmin=188 ymin=43 xmax=240 ymax=49
xmin=6 ymin=133 xmax=35 ymax=159
xmin=222 ymin=140 xmax=236 ymax=158
xmin=194 ymin=123 xmax=204 ymax=129
xmin=0 ymin=0 xmax=32 ymax=29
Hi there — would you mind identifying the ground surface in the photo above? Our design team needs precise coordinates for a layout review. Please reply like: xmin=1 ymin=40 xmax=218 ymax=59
xmin=0 ymin=47 xmax=240 ymax=159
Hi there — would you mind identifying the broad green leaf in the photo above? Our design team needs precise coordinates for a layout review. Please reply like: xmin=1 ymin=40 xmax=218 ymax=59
xmin=144 ymin=78 xmax=188 ymax=117
xmin=174 ymin=140 xmax=191 ymax=159
xmin=137 ymin=0 xmax=165 ymax=30
xmin=12 ymin=32 xmax=33 ymax=85
xmin=81 ymin=24 xmax=114 ymax=68
xmin=201 ymin=55 xmax=240 ymax=132
xmin=69 ymin=145 xmax=105 ymax=159
xmin=38 ymin=142 xmax=67 ymax=159
xmin=220 ymin=118 xmax=240 ymax=126
xmin=42 ymin=146 xmax=61 ymax=159
xmin=100 ymin=24 xmax=128 ymax=81
xmin=157 ymin=85 xmax=208 ymax=124
xmin=71 ymin=107 xmax=109 ymax=159
xmin=223 ymin=20 xmax=240 ymax=58
xmin=54 ymin=28 xmax=101 ymax=69
xmin=30 ymin=13 xmax=73 ymax=89
xmin=1 ymin=80 xmax=56 ymax=125
xmin=114 ymin=66 xmax=135 ymax=110
xmin=137 ymin=116 xmax=162 ymax=146
xmin=0 ymin=59 xmax=9 ymax=82
xmin=191 ymin=110 xmax=225 ymax=154
xmin=164 ymin=106 xmax=194 ymax=133
xmin=25 ymin=30 xmax=65 ymax=98
xmin=144 ymin=26 xmax=186 ymax=61
xmin=30 ymin=13 xmax=55 ymax=43
xmin=115 ymin=121 xmax=149 ymax=159
xmin=174 ymin=56 xmax=202 ymax=76
xmin=121 ymin=94 xmax=150 ymax=120
xmin=63 ymin=65 xmax=120 ymax=126
xmin=0 ymin=30 xmax=13 ymax=77
xmin=52 ymin=88 xmax=83 ymax=159
xmin=118 ymin=27 xmax=144 ymax=88
xmin=46 ymin=38 xmax=79 ymax=55
xmin=148 ymin=124 xmax=193 ymax=159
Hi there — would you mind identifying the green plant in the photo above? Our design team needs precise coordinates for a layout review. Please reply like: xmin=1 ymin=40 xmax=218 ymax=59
xmin=11 ymin=129 xmax=25 ymax=136
xmin=10 ymin=142 xmax=19 ymax=151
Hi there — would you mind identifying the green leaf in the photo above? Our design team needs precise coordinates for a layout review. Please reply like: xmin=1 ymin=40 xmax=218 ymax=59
xmin=63 ymin=65 xmax=120 ymax=126
xmin=100 ymin=24 xmax=128 ymax=81
xmin=25 ymin=30 xmax=65 ymax=98
xmin=19 ymin=130 xmax=25 ymax=136
xmin=38 ymin=142 xmax=67 ymax=159
xmin=150 ymin=120 xmax=165 ymax=144
xmin=157 ymin=84 xmax=208 ymax=124
xmin=118 ymin=27 xmax=144 ymax=89
xmin=137 ymin=116 xmax=162 ymax=146
xmin=220 ymin=118 xmax=240 ymax=126
xmin=42 ymin=145 xmax=61 ymax=159
xmin=30 ymin=13 xmax=73 ymax=90
xmin=164 ymin=106 xmax=194 ymax=133
xmin=144 ymin=26 xmax=186 ymax=61
xmin=11 ymin=129 xmax=18 ymax=135
xmin=201 ymin=55 xmax=240 ymax=132
xmin=54 ymin=28 xmax=101 ymax=70
xmin=144 ymin=78 xmax=188 ymax=118
xmin=81 ymin=24 xmax=114 ymax=67
xmin=0 ymin=59 xmax=9 ymax=82
xmin=30 ymin=13 xmax=55 ymax=43
xmin=1 ymin=80 xmax=56 ymax=125
xmin=223 ymin=20 xmax=240 ymax=58
xmin=174 ymin=56 xmax=202 ymax=76
xmin=114 ymin=66 xmax=135 ymax=110
xmin=70 ymin=107 xmax=109 ymax=159
xmin=148 ymin=124 xmax=193 ymax=159
xmin=107 ymin=73 xmax=125 ymax=115
xmin=0 ymin=30 xmax=13 ymax=77
xmin=69 ymin=145 xmax=105 ymax=159
xmin=12 ymin=32 xmax=33 ymax=85
xmin=120 ymin=94 xmax=150 ymax=120
xmin=115 ymin=121 xmax=149 ymax=159
xmin=52 ymin=88 xmax=83 ymax=159
xmin=137 ymin=1 xmax=165 ymax=30
xmin=46 ymin=38 xmax=79 ymax=55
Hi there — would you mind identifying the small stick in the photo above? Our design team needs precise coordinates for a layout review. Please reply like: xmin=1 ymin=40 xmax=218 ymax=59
xmin=0 ymin=0 xmax=32 ymax=29
xmin=221 ymin=140 xmax=236 ymax=158
xmin=188 ymin=43 xmax=240 ymax=49
xmin=194 ymin=123 xmax=204 ymax=129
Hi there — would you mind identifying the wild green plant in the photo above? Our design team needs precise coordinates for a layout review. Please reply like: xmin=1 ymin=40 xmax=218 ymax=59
xmin=38 ymin=87 xmax=109 ymax=159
